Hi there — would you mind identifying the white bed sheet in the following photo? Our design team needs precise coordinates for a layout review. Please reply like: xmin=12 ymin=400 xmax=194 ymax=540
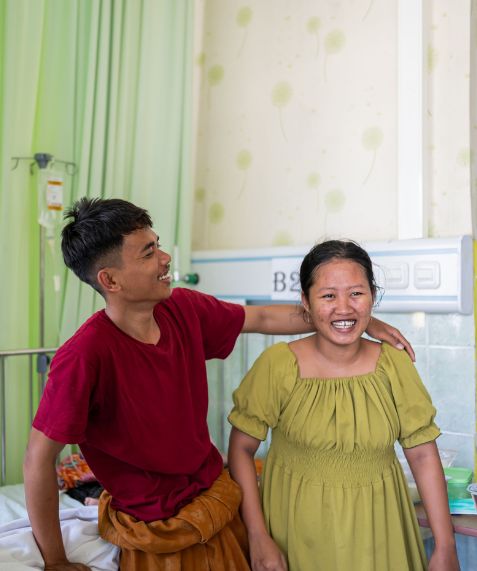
xmin=0 ymin=484 xmax=119 ymax=570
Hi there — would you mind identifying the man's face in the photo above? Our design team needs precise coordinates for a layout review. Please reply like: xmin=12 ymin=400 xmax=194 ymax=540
xmin=112 ymin=227 xmax=172 ymax=304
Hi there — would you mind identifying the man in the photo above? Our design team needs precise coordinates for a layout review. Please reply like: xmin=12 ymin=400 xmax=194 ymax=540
xmin=24 ymin=197 xmax=413 ymax=570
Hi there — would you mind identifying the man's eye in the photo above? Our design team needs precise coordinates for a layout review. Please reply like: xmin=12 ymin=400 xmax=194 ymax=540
xmin=322 ymin=294 xmax=334 ymax=299
xmin=351 ymin=291 xmax=363 ymax=297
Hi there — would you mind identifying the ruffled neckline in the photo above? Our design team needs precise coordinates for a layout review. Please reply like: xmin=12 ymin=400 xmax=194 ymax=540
xmin=282 ymin=340 xmax=387 ymax=382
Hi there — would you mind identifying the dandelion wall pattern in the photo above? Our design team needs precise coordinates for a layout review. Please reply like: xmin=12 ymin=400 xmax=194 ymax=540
xmin=193 ymin=0 xmax=472 ymax=250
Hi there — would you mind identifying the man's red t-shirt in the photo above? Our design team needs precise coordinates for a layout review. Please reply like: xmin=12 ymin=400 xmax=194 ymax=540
xmin=33 ymin=288 xmax=245 ymax=521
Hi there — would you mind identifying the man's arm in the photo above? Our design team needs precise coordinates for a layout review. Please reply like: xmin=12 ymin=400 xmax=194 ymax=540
xmin=242 ymin=304 xmax=312 ymax=335
xmin=242 ymin=306 xmax=414 ymax=359
xmin=24 ymin=428 xmax=91 ymax=571
xmin=366 ymin=316 xmax=415 ymax=361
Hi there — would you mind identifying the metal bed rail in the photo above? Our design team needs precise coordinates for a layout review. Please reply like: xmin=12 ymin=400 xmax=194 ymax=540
xmin=0 ymin=347 xmax=57 ymax=485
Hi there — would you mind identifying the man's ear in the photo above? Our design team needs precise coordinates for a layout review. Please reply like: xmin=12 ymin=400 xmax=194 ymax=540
xmin=97 ymin=268 xmax=120 ymax=293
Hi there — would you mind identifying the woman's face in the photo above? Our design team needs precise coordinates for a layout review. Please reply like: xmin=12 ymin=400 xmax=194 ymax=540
xmin=302 ymin=258 xmax=374 ymax=348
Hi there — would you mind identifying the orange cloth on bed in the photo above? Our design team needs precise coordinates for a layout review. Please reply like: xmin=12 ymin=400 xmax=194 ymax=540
xmin=98 ymin=469 xmax=250 ymax=571
xmin=56 ymin=453 xmax=96 ymax=490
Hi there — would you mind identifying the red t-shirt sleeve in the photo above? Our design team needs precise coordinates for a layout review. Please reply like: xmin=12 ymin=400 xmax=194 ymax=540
xmin=33 ymin=348 xmax=95 ymax=444
xmin=173 ymin=288 xmax=245 ymax=360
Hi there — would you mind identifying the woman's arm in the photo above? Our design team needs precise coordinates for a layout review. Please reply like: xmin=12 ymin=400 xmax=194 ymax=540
xmin=228 ymin=428 xmax=288 ymax=571
xmin=404 ymin=441 xmax=460 ymax=571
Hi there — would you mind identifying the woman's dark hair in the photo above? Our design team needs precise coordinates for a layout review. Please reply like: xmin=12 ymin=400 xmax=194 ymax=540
xmin=61 ymin=197 xmax=153 ymax=294
xmin=300 ymin=240 xmax=379 ymax=301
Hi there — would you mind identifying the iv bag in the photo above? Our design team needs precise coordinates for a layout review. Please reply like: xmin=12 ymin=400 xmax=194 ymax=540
xmin=38 ymin=168 xmax=64 ymax=237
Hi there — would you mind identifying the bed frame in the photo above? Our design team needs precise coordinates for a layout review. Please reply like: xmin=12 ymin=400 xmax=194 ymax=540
xmin=0 ymin=347 xmax=56 ymax=485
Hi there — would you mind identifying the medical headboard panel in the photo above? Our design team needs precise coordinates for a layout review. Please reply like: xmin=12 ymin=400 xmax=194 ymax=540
xmin=190 ymin=235 xmax=473 ymax=314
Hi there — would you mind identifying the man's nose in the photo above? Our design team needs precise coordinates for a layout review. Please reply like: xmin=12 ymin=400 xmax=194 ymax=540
xmin=158 ymin=249 xmax=171 ymax=265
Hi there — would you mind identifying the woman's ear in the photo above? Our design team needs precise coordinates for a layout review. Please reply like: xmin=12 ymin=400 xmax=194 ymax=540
xmin=372 ymin=285 xmax=382 ymax=308
xmin=97 ymin=268 xmax=120 ymax=293
xmin=301 ymin=291 xmax=309 ymax=312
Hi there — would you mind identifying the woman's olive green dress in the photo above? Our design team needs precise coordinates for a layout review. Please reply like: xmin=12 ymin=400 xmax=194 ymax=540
xmin=228 ymin=342 xmax=440 ymax=571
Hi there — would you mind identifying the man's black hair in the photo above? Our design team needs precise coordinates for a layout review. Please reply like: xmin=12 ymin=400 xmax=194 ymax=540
xmin=61 ymin=197 xmax=153 ymax=294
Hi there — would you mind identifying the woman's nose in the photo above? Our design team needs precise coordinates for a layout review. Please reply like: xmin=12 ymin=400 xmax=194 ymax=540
xmin=335 ymin=296 xmax=351 ymax=313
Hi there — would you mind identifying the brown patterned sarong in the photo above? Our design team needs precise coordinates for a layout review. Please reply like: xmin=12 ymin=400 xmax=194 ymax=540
xmin=98 ymin=469 xmax=250 ymax=570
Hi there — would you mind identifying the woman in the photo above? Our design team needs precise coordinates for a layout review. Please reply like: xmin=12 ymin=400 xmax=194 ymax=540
xmin=228 ymin=240 xmax=459 ymax=571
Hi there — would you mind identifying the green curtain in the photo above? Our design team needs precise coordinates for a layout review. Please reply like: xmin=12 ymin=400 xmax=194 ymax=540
xmin=0 ymin=0 xmax=194 ymax=483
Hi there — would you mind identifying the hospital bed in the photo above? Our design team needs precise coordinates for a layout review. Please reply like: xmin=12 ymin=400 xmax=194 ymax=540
xmin=0 ymin=483 xmax=119 ymax=569
xmin=0 ymin=348 xmax=119 ymax=570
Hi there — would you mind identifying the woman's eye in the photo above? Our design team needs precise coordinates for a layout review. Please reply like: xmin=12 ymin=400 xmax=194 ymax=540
xmin=322 ymin=293 xmax=334 ymax=299
xmin=351 ymin=291 xmax=363 ymax=297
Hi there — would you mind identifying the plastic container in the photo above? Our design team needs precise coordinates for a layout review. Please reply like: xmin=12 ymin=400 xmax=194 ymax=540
xmin=444 ymin=467 xmax=473 ymax=500
xmin=467 ymin=483 xmax=477 ymax=509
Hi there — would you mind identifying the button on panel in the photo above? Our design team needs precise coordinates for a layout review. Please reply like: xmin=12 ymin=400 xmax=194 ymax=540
xmin=382 ymin=262 xmax=409 ymax=289
xmin=414 ymin=261 xmax=440 ymax=289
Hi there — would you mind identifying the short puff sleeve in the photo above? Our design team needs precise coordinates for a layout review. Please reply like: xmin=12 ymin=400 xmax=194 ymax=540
xmin=228 ymin=343 xmax=296 ymax=441
xmin=382 ymin=344 xmax=440 ymax=448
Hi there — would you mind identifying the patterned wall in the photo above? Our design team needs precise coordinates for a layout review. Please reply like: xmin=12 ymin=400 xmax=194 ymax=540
xmin=192 ymin=0 xmax=472 ymax=249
